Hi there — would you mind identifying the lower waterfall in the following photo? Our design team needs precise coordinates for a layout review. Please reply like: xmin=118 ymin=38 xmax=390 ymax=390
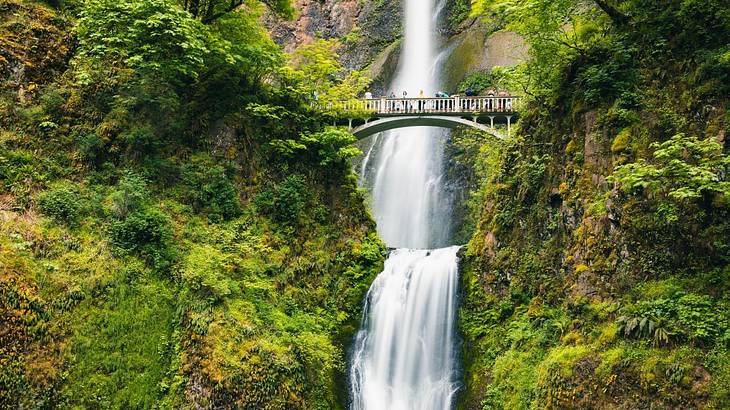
xmin=349 ymin=247 xmax=461 ymax=410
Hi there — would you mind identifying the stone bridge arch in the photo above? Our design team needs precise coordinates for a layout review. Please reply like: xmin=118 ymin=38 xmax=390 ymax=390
xmin=351 ymin=116 xmax=506 ymax=140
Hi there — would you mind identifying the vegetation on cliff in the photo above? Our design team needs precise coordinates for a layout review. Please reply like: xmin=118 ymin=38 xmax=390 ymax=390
xmin=0 ymin=0 xmax=381 ymax=408
xmin=456 ymin=0 xmax=729 ymax=408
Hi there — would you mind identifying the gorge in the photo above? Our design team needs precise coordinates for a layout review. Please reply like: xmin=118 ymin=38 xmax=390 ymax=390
xmin=1 ymin=0 xmax=729 ymax=409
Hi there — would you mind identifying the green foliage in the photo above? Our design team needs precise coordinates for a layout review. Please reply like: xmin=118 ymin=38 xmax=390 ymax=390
xmin=109 ymin=171 xmax=149 ymax=219
xmin=611 ymin=128 xmax=631 ymax=153
xmin=255 ymin=174 xmax=311 ymax=226
xmin=180 ymin=160 xmax=241 ymax=222
xmin=110 ymin=208 xmax=176 ymax=270
xmin=0 ymin=0 xmax=383 ymax=408
xmin=447 ymin=0 xmax=471 ymax=31
xmin=458 ymin=67 xmax=519 ymax=94
xmin=182 ymin=0 xmax=294 ymax=22
xmin=611 ymin=134 xmax=730 ymax=202
xmin=181 ymin=244 xmax=240 ymax=302
xmin=281 ymin=39 xmax=371 ymax=111
xmin=38 ymin=183 xmax=83 ymax=226
xmin=299 ymin=128 xmax=361 ymax=167
xmin=458 ymin=71 xmax=496 ymax=94
xmin=61 ymin=267 xmax=178 ymax=409
xmin=618 ymin=293 xmax=724 ymax=346
xmin=460 ymin=0 xmax=730 ymax=408
xmin=206 ymin=8 xmax=282 ymax=81
xmin=76 ymin=0 xmax=209 ymax=82
xmin=268 ymin=127 xmax=361 ymax=168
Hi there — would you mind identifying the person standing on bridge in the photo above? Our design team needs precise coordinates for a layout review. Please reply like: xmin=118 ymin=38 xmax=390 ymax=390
xmin=389 ymin=91 xmax=396 ymax=98
xmin=365 ymin=91 xmax=373 ymax=99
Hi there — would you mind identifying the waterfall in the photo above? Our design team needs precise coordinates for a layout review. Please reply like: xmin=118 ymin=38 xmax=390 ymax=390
xmin=350 ymin=248 xmax=461 ymax=410
xmin=349 ymin=0 xmax=461 ymax=407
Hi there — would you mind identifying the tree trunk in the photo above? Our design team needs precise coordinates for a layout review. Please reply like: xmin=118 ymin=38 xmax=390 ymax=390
xmin=188 ymin=0 xmax=200 ymax=18
xmin=593 ymin=0 xmax=630 ymax=25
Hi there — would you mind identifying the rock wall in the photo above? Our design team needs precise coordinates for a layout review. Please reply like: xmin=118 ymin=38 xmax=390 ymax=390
xmin=263 ymin=0 xmax=402 ymax=71
xmin=440 ymin=22 xmax=527 ymax=92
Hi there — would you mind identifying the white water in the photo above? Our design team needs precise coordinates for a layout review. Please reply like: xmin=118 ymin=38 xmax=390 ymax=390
xmin=350 ymin=248 xmax=461 ymax=410
xmin=366 ymin=0 xmax=453 ymax=250
xmin=350 ymin=0 xmax=461 ymax=407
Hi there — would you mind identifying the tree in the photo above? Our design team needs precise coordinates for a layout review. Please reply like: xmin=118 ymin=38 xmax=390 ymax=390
xmin=280 ymin=39 xmax=370 ymax=115
xmin=77 ymin=0 xmax=210 ymax=82
xmin=182 ymin=0 xmax=293 ymax=23
xmin=472 ymin=0 xmax=612 ymax=104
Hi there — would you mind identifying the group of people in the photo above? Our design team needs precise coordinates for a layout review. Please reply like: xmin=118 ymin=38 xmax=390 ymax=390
xmin=363 ymin=88 xmax=511 ymax=99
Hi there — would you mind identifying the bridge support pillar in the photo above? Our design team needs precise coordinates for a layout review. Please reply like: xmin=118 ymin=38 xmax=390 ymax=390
xmin=489 ymin=116 xmax=495 ymax=128
xmin=348 ymin=118 xmax=353 ymax=131
xmin=506 ymin=115 xmax=513 ymax=137
xmin=472 ymin=116 xmax=478 ymax=124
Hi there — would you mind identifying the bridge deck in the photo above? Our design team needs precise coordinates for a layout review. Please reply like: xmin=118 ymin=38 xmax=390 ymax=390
xmin=327 ymin=96 xmax=522 ymax=116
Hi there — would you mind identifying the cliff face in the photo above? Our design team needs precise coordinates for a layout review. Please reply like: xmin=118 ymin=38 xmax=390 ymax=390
xmin=454 ymin=3 xmax=730 ymax=408
xmin=263 ymin=0 xmax=402 ymax=72
xmin=265 ymin=0 xmax=525 ymax=95
xmin=440 ymin=24 xmax=526 ymax=92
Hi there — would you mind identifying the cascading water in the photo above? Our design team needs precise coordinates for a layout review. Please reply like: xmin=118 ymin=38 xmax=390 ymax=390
xmin=349 ymin=0 xmax=461 ymax=407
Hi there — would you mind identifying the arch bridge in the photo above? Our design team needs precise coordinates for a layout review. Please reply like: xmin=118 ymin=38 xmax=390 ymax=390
xmin=324 ymin=96 xmax=522 ymax=140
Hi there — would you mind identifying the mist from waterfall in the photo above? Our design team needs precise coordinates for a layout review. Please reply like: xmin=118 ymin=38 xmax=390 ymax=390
xmin=349 ymin=0 xmax=461 ymax=407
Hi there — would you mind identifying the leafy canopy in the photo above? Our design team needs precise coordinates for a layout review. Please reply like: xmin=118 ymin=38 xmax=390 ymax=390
xmin=77 ymin=0 xmax=210 ymax=82
xmin=611 ymin=134 xmax=730 ymax=202
xmin=280 ymin=39 xmax=371 ymax=113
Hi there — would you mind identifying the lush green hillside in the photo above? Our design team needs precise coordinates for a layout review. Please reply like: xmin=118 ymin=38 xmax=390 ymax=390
xmin=454 ymin=0 xmax=730 ymax=408
xmin=0 ymin=0 xmax=382 ymax=408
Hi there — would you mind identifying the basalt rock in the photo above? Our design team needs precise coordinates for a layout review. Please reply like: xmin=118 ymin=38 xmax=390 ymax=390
xmin=263 ymin=0 xmax=402 ymax=72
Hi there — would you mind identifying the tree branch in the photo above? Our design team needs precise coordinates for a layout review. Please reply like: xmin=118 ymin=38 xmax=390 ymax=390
xmin=593 ymin=0 xmax=630 ymax=25
xmin=201 ymin=0 xmax=243 ymax=23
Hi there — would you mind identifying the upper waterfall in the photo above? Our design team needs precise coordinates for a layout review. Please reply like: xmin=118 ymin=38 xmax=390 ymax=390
xmin=363 ymin=0 xmax=454 ymax=250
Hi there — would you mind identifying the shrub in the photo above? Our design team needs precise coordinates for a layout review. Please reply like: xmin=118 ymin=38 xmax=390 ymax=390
xmin=110 ymin=208 xmax=175 ymax=270
xmin=180 ymin=163 xmax=240 ymax=222
xmin=458 ymin=71 xmax=496 ymax=94
xmin=618 ymin=293 xmax=721 ymax=346
xmin=119 ymin=126 xmax=161 ymax=158
xmin=40 ymin=86 xmax=67 ymax=121
xmin=76 ymin=133 xmax=105 ymax=165
xmin=181 ymin=245 xmax=239 ymax=302
xmin=109 ymin=171 xmax=148 ymax=219
xmin=254 ymin=174 xmax=310 ymax=226
xmin=611 ymin=134 xmax=730 ymax=203
xmin=38 ymin=184 xmax=83 ymax=226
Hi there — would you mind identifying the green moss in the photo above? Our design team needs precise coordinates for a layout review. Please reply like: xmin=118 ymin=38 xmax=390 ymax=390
xmin=595 ymin=346 xmax=624 ymax=379
xmin=611 ymin=128 xmax=631 ymax=153
xmin=538 ymin=345 xmax=592 ymax=380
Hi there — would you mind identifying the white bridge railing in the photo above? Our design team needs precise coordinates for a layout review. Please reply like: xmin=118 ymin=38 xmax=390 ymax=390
xmin=326 ymin=96 xmax=522 ymax=115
